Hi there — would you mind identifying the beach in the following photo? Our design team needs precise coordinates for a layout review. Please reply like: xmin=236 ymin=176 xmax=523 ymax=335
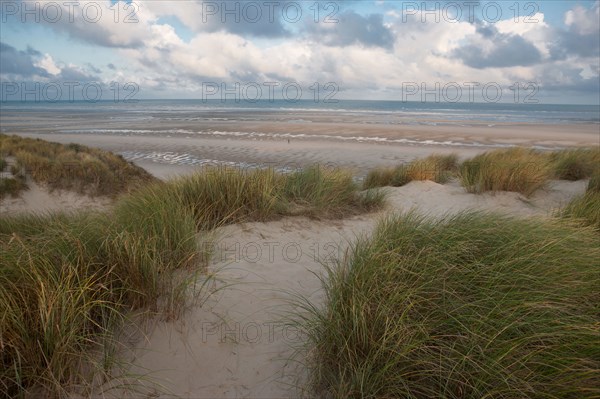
xmin=2 ymin=100 xmax=597 ymax=182
xmin=3 ymin=102 xmax=598 ymax=180
xmin=1 ymin=105 xmax=598 ymax=398
xmin=4 ymin=0 xmax=600 ymax=395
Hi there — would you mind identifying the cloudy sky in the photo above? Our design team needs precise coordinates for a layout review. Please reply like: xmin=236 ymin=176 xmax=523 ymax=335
xmin=1 ymin=0 xmax=599 ymax=103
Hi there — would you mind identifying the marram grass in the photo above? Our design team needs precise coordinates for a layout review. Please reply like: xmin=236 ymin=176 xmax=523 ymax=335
xmin=363 ymin=153 xmax=458 ymax=189
xmin=548 ymin=147 xmax=600 ymax=180
xmin=587 ymin=169 xmax=600 ymax=194
xmin=282 ymin=166 xmax=384 ymax=217
xmin=300 ymin=212 xmax=600 ymax=398
xmin=0 ymin=207 xmax=204 ymax=397
xmin=0 ymin=134 xmax=155 ymax=196
xmin=0 ymin=154 xmax=28 ymax=199
xmin=168 ymin=165 xmax=385 ymax=229
xmin=0 ymin=212 xmax=118 ymax=397
xmin=365 ymin=147 xmax=599 ymax=196
xmin=459 ymin=148 xmax=551 ymax=196
xmin=0 ymin=163 xmax=385 ymax=397
xmin=560 ymin=169 xmax=600 ymax=231
xmin=459 ymin=147 xmax=599 ymax=196
xmin=0 ymin=176 xmax=28 ymax=199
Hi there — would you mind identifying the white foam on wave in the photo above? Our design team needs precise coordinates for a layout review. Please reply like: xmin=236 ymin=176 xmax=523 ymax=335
xmin=194 ymin=130 xmax=516 ymax=149
xmin=61 ymin=128 xmax=195 ymax=135
xmin=60 ymin=128 xmax=563 ymax=151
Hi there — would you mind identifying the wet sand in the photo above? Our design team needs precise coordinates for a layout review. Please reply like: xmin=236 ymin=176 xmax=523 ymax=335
xmin=3 ymin=103 xmax=598 ymax=178
xmin=7 ymin=119 xmax=599 ymax=180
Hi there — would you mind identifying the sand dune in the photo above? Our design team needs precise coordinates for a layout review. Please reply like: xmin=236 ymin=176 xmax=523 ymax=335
xmin=0 ymin=132 xmax=590 ymax=397
xmin=0 ymin=179 xmax=111 ymax=215
xmin=105 ymin=178 xmax=587 ymax=398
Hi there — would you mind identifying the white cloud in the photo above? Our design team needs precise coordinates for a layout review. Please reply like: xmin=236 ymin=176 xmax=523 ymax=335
xmin=11 ymin=0 xmax=597 ymax=100
xmin=495 ymin=14 xmax=552 ymax=58
xmin=565 ymin=2 xmax=600 ymax=35
xmin=495 ymin=13 xmax=547 ymax=36
xmin=35 ymin=53 xmax=61 ymax=75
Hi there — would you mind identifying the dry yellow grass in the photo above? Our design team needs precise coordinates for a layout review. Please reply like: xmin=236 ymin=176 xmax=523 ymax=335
xmin=364 ymin=154 xmax=458 ymax=189
xmin=0 ymin=134 xmax=155 ymax=196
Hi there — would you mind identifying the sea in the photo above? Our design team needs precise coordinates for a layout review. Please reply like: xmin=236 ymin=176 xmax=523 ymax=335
xmin=2 ymin=99 xmax=599 ymax=126
xmin=1 ymin=100 xmax=598 ymax=169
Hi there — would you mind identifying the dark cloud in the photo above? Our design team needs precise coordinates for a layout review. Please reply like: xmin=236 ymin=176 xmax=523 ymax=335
xmin=550 ymin=2 xmax=600 ymax=60
xmin=86 ymin=63 xmax=102 ymax=74
xmin=306 ymin=11 xmax=394 ymax=49
xmin=0 ymin=42 xmax=49 ymax=77
xmin=549 ymin=30 xmax=600 ymax=60
xmin=107 ymin=63 xmax=116 ymax=70
xmin=453 ymin=23 xmax=542 ymax=68
xmin=25 ymin=46 xmax=42 ymax=57
xmin=215 ymin=19 xmax=290 ymax=38
xmin=58 ymin=65 xmax=98 ymax=82
xmin=1 ymin=42 xmax=100 ymax=84
xmin=0 ymin=42 xmax=102 ymax=101
xmin=536 ymin=65 xmax=600 ymax=93
xmin=476 ymin=24 xmax=495 ymax=39
xmin=454 ymin=3 xmax=599 ymax=68
xmin=53 ymin=23 xmax=144 ymax=49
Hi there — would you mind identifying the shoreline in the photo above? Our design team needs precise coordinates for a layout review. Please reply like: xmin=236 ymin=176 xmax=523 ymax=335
xmin=6 ymin=122 xmax=599 ymax=180
xmin=2 ymin=119 xmax=598 ymax=144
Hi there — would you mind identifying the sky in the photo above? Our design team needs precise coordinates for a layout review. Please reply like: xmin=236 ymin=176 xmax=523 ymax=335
xmin=0 ymin=0 xmax=599 ymax=104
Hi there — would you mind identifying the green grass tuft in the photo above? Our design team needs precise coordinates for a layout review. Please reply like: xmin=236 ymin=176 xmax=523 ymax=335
xmin=408 ymin=153 xmax=458 ymax=184
xmin=0 ymin=212 xmax=117 ymax=396
xmin=168 ymin=165 xmax=385 ymax=229
xmin=0 ymin=176 xmax=28 ymax=199
xmin=362 ymin=166 xmax=400 ymax=190
xmin=0 ymin=208 xmax=204 ymax=396
xmin=171 ymin=167 xmax=284 ymax=230
xmin=282 ymin=166 xmax=382 ymax=217
xmin=301 ymin=212 xmax=600 ymax=398
xmin=0 ymin=163 xmax=385 ymax=397
xmin=0 ymin=154 xmax=28 ymax=199
xmin=560 ymin=170 xmax=600 ymax=231
xmin=548 ymin=148 xmax=600 ymax=181
xmin=560 ymin=192 xmax=600 ymax=231
xmin=587 ymin=169 xmax=600 ymax=194
xmin=459 ymin=148 xmax=550 ymax=196
xmin=364 ymin=154 xmax=458 ymax=189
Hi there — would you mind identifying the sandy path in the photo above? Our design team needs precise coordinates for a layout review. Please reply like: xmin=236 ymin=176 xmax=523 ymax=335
xmin=117 ymin=216 xmax=375 ymax=398
xmin=110 ymin=179 xmax=587 ymax=398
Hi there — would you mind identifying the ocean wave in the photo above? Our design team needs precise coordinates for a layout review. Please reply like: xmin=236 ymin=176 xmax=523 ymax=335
xmin=59 ymin=128 xmax=565 ymax=150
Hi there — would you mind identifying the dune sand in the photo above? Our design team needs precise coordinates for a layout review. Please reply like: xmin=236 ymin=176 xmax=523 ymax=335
xmin=0 ymin=179 xmax=111 ymax=215
xmin=102 ymin=178 xmax=587 ymax=398
xmin=0 ymin=131 xmax=591 ymax=397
